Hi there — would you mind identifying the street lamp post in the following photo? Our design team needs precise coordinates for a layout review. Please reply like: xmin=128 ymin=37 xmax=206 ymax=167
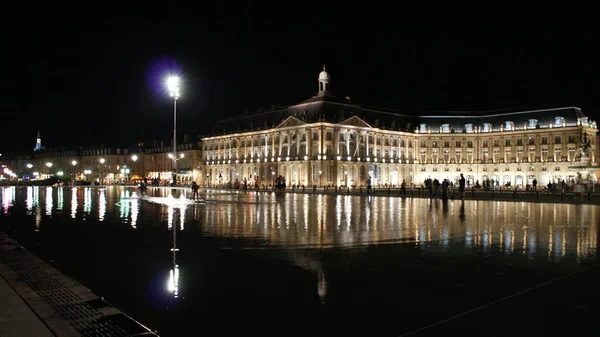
xmin=167 ymin=76 xmax=183 ymax=186
xmin=45 ymin=162 xmax=53 ymax=178
xmin=71 ymin=160 xmax=77 ymax=185
xmin=99 ymin=158 xmax=105 ymax=186
xmin=131 ymin=155 xmax=138 ymax=183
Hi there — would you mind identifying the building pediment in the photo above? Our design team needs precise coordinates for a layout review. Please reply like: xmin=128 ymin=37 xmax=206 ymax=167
xmin=338 ymin=116 xmax=371 ymax=128
xmin=277 ymin=116 xmax=307 ymax=128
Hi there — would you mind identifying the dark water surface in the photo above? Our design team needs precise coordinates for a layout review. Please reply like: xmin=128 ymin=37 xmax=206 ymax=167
xmin=1 ymin=186 xmax=599 ymax=336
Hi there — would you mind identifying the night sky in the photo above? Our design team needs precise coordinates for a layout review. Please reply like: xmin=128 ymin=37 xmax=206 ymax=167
xmin=2 ymin=4 xmax=598 ymax=153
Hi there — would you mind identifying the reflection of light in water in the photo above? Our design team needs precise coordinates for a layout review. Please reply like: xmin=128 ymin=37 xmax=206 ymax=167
xmin=71 ymin=187 xmax=78 ymax=219
xmin=317 ymin=271 xmax=327 ymax=304
xmin=303 ymin=194 xmax=309 ymax=230
xmin=2 ymin=187 xmax=16 ymax=214
xmin=159 ymin=192 xmax=599 ymax=260
xmin=45 ymin=187 xmax=53 ymax=215
xmin=147 ymin=194 xmax=194 ymax=207
xmin=83 ymin=188 xmax=92 ymax=214
xmin=26 ymin=187 xmax=33 ymax=211
xmin=167 ymin=264 xmax=180 ymax=298
xmin=57 ymin=188 xmax=63 ymax=211
xmin=131 ymin=193 xmax=139 ymax=229
xmin=119 ymin=190 xmax=130 ymax=221
xmin=98 ymin=190 xmax=106 ymax=221
xmin=167 ymin=205 xmax=174 ymax=230
xmin=166 ymin=203 xmax=181 ymax=298
xmin=344 ymin=196 xmax=351 ymax=231
xmin=180 ymin=205 xmax=185 ymax=230
xmin=35 ymin=209 xmax=42 ymax=231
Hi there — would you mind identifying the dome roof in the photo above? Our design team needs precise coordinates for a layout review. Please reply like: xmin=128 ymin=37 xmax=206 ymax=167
xmin=319 ymin=65 xmax=329 ymax=81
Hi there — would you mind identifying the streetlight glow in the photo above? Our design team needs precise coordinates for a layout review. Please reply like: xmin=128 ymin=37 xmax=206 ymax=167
xmin=167 ymin=76 xmax=180 ymax=99
xmin=167 ymin=75 xmax=182 ymax=186
xmin=72 ymin=160 xmax=77 ymax=166
xmin=27 ymin=164 xmax=33 ymax=169
xmin=132 ymin=155 xmax=138 ymax=162
xmin=46 ymin=162 xmax=53 ymax=168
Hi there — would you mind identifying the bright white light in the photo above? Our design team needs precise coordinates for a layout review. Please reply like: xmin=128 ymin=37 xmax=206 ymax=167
xmin=84 ymin=169 xmax=91 ymax=175
xmin=57 ymin=171 xmax=64 ymax=176
xmin=167 ymin=265 xmax=180 ymax=297
xmin=100 ymin=158 xmax=105 ymax=164
xmin=46 ymin=162 xmax=53 ymax=168
xmin=72 ymin=160 xmax=77 ymax=166
xmin=27 ymin=164 xmax=33 ymax=169
xmin=168 ymin=153 xmax=174 ymax=159
xmin=167 ymin=76 xmax=180 ymax=99
xmin=131 ymin=155 xmax=138 ymax=162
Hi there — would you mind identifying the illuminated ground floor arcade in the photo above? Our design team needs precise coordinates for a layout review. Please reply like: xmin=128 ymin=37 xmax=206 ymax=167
xmin=203 ymin=161 xmax=598 ymax=189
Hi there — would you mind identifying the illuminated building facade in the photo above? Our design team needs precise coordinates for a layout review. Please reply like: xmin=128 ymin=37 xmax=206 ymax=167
xmin=202 ymin=67 xmax=598 ymax=188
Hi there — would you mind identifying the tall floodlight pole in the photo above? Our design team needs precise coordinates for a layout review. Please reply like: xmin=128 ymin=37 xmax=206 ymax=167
xmin=167 ymin=76 xmax=182 ymax=186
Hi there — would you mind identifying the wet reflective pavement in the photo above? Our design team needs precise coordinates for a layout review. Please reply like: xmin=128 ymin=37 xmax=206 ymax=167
xmin=1 ymin=186 xmax=599 ymax=336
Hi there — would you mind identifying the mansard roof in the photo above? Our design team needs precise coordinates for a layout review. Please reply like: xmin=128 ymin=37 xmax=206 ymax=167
xmin=212 ymin=92 xmax=589 ymax=136
xmin=212 ymin=95 xmax=416 ymax=135
xmin=416 ymin=106 xmax=585 ymax=132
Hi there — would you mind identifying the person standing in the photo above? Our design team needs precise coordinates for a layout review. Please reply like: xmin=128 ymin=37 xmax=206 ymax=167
xmin=191 ymin=181 xmax=199 ymax=200
xmin=367 ymin=176 xmax=373 ymax=196
xmin=459 ymin=173 xmax=466 ymax=200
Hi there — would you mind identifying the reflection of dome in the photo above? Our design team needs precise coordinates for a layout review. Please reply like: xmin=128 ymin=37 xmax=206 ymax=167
xmin=319 ymin=66 xmax=329 ymax=81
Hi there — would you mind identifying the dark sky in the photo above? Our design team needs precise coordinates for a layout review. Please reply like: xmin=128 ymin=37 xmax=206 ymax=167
xmin=1 ymin=4 xmax=598 ymax=153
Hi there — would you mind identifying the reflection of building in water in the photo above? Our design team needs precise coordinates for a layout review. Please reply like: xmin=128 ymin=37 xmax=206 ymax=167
xmin=45 ymin=187 xmax=53 ymax=216
xmin=98 ymin=190 xmax=106 ymax=221
xmin=71 ymin=187 xmax=77 ymax=219
xmin=286 ymin=249 xmax=328 ymax=304
xmin=202 ymin=195 xmax=598 ymax=260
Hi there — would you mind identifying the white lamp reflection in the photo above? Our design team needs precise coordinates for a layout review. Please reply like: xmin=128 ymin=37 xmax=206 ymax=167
xmin=45 ymin=187 xmax=53 ymax=216
xmin=26 ymin=186 xmax=33 ymax=212
xmin=83 ymin=187 xmax=92 ymax=214
xmin=165 ymin=198 xmax=187 ymax=299
xmin=98 ymin=190 xmax=106 ymax=221
xmin=71 ymin=187 xmax=78 ymax=219
xmin=131 ymin=194 xmax=139 ymax=229
xmin=167 ymin=204 xmax=181 ymax=298
xmin=2 ymin=187 xmax=15 ymax=214
xmin=57 ymin=187 xmax=63 ymax=211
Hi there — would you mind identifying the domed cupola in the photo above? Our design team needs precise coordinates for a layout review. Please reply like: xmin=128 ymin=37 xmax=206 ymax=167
xmin=318 ymin=65 xmax=330 ymax=96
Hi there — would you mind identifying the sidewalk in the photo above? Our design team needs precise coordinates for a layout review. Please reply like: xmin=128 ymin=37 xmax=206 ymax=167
xmin=0 ymin=274 xmax=55 ymax=337
xmin=0 ymin=232 xmax=158 ymax=337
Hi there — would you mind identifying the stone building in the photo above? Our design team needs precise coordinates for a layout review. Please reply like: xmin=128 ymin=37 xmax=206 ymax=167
xmin=201 ymin=66 xmax=598 ymax=189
